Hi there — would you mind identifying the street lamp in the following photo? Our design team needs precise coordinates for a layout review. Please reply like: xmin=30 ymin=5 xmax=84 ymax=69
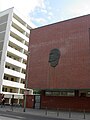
xmin=23 ymin=51 xmax=30 ymax=112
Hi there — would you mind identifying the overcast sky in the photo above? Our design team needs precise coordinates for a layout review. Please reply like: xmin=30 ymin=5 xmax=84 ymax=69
xmin=0 ymin=0 xmax=90 ymax=27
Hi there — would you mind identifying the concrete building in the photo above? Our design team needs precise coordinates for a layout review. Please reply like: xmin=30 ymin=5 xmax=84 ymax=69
xmin=26 ymin=14 xmax=90 ymax=110
xmin=0 ymin=7 xmax=35 ymax=104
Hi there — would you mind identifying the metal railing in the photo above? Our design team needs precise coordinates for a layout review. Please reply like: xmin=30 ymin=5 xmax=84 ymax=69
xmin=45 ymin=107 xmax=90 ymax=119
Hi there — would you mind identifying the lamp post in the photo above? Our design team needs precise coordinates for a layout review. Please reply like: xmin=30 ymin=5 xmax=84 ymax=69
xmin=23 ymin=51 xmax=30 ymax=112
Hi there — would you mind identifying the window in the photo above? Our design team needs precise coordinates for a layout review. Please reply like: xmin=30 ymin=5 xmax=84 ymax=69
xmin=2 ymin=87 xmax=7 ymax=92
xmin=11 ymin=78 xmax=14 ymax=81
xmin=5 ymin=88 xmax=7 ymax=92
xmin=0 ymin=23 xmax=7 ymax=32
xmin=5 ymin=65 xmax=10 ymax=69
xmin=10 ymin=89 xmax=12 ymax=92
xmin=4 ymin=76 xmax=8 ymax=80
xmin=45 ymin=91 xmax=74 ymax=96
xmin=2 ymin=87 xmax=4 ymax=91
xmin=0 ymin=14 xmax=8 ymax=23
xmin=0 ymin=41 xmax=4 ymax=51
xmin=12 ymin=68 xmax=15 ymax=70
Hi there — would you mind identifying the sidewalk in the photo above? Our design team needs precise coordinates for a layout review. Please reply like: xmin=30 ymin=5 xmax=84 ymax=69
xmin=0 ymin=105 xmax=90 ymax=120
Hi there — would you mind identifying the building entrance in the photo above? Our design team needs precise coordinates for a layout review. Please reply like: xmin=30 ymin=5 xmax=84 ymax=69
xmin=34 ymin=95 xmax=41 ymax=109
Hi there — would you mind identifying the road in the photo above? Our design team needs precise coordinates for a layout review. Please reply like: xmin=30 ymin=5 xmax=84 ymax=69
xmin=0 ymin=110 xmax=68 ymax=120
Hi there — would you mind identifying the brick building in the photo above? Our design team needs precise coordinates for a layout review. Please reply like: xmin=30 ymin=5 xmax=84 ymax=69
xmin=26 ymin=15 xmax=90 ymax=110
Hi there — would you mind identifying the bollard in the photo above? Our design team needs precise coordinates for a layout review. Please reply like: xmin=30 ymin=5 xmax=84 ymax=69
xmin=45 ymin=107 xmax=47 ymax=115
xmin=83 ymin=109 xmax=85 ymax=119
xmin=69 ymin=109 xmax=71 ymax=118
xmin=57 ymin=108 xmax=59 ymax=117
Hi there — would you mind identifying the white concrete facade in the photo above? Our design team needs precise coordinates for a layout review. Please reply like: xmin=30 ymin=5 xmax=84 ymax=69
xmin=0 ymin=7 xmax=34 ymax=104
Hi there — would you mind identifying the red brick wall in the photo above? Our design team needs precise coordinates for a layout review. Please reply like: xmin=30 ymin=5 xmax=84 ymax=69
xmin=41 ymin=95 xmax=90 ymax=110
xmin=28 ymin=15 xmax=90 ymax=89
xmin=26 ymin=95 xmax=34 ymax=108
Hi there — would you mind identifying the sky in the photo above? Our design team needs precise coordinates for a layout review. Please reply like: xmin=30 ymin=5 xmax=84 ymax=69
xmin=0 ymin=0 xmax=90 ymax=27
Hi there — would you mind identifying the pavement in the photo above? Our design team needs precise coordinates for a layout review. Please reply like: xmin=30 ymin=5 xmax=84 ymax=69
xmin=0 ymin=105 xmax=90 ymax=120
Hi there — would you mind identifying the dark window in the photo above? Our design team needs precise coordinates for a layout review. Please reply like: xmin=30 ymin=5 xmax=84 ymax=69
xmin=2 ymin=87 xmax=4 ymax=91
xmin=4 ymin=75 xmax=6 ymax=79
xmin=12 ymin=68 xmax=15 ymax=70
xmin=11 ymin=78 xmax=14 ymax=81
xmin=5 ymin=88 xmax=7 ymax=92
xmin=10 ymin=89 xmax=12 ymax=92
xmin=8 ymin=66 xmax=10 ymax=69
